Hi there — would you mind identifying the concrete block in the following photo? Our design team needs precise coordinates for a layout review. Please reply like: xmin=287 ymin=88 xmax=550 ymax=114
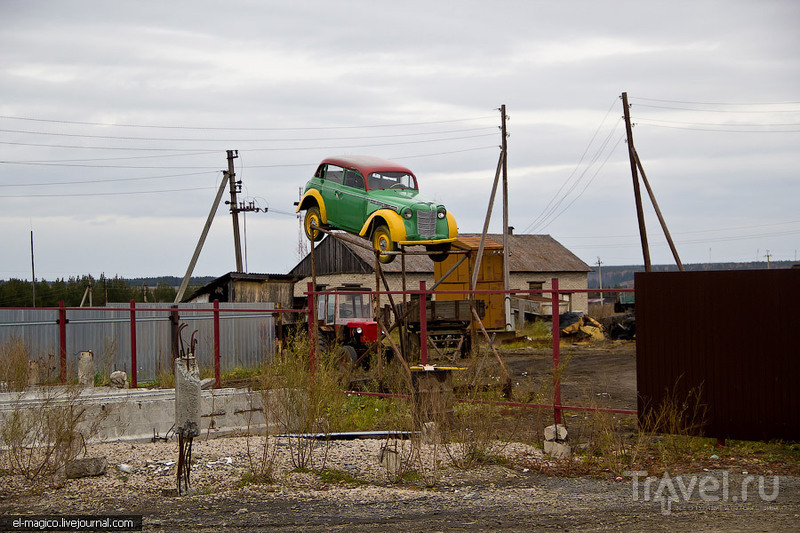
xmin=544 ymin=440 xmax=572 ymax=459
xmin=65 ymin=456 xmax=107 ymax=478
xmin=109 ymin=371 xmax=128 ymax=389
xmin=421 ymin=421 xmax=439 ymax=444
xmin=78 ymin=351 xmax=94 ymax=387
xmin=175 ymin=356 xmax=201 ymax=438
xmin=28 ymin=360 xmax=41 ymax=387
xmin=200 ymin=378 xmax=215 ymax=390
xmin=379 ymin=444 xmax=401 ymax=476
xmin=544 ymin=423 xmax=568 ymax=442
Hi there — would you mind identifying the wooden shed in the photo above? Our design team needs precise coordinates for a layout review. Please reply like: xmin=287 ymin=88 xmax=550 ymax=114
xmin=184 ymin=272 xmax=301 ymax=309
xmin=434 ymin=236 xmax=506 ymax=330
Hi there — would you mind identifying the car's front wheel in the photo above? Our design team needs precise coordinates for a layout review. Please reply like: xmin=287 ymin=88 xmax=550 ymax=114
xmin=372 ymin=224 xmax=396 ymax=264
xmin=304 ymin=206 xmax=324 ymax=242
xmin=426 ymin=243 xmax=451 ymax=262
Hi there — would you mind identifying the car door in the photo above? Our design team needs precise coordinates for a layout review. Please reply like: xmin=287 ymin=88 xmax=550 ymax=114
xmin=320 ymin=164 xmax=345 ymax=227
xmin=337 ymin=168 xmax=367 ymax=232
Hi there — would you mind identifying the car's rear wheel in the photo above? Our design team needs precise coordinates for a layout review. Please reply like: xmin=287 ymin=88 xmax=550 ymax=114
xmin=373 ymin=224 xmax=396 ymax=264
xmin=304 ymin=206 xmax=324 ymax=242
xmin=426 ymin=243 xmax=451 ymax=262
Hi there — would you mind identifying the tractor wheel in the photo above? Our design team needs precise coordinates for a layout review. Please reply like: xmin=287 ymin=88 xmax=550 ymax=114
xmin=304 ymin=206 xmax=324 ymax=242
xmin=336 ymin=345 xmax=359 ymax=372
xmin=372 ymin=224 xmax=396 ymax=264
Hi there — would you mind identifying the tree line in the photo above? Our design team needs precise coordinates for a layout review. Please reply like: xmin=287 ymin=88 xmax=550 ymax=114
xmin=0 ymin=275 xmax=198 ymax=308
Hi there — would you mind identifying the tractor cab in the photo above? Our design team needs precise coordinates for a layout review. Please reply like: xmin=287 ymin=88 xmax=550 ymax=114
xmin=316 ymin=285 xmax=379 ymax=364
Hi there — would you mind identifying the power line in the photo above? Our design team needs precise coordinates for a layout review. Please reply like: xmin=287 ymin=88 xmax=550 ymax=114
xmin=0 ymin=186 xmax=217 ymax=198
xmin=522 ymin=99 xmax=624 ymax=234
xmin=563 ymin=219 xmax=800 ymax=240
xmin=632 ymin=103 xmax=800 ymax=114
xmin=633 ymin=97 xmax=800 ymax=106
xmin=0 ymin=114 xmax=497 ymax=131
xmin=633 ymin=121 xmax=800 ymax=133
xmin=523 ymin=98 xmax=621 ymax=234
xmin=634 ymin=117 xmax=800 ymax=128
xmin=0 ymin=170 xmax=218 ymax=188
xmin=0 ymin=126 xmax=498 ymax=143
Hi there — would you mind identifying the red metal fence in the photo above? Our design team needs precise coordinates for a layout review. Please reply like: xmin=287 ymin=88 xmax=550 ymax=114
xmin=3 ymin=280 xmax=636 ymax=426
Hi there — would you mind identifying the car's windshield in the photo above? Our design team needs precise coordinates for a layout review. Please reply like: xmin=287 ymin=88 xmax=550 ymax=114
xmin=367 ymin=171 xmax=417 ymax=191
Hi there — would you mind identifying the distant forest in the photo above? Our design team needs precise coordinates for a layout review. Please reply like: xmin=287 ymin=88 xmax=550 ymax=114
xmin=588 ymin=260 xmax=798 ymax=289
xmin=0 ymin=275 xmax=215 ymax=308
xmin=1 ymin=262 xmax=795 ymax=307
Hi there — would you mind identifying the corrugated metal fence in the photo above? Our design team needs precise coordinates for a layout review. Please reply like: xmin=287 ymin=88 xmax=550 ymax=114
xmin=0 ymin=303 xmax=277 ymax=383
xmin=636 ymin=269 xmax=800 ymax=441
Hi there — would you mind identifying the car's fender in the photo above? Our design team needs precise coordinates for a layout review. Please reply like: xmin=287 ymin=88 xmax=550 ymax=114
xmin=445 ymin=211 xmax=458 ymax=239
xmin=358 ymin=209 xmax=407 ymax=242
xmin=296 ymin=189 xmax=327 ymax=223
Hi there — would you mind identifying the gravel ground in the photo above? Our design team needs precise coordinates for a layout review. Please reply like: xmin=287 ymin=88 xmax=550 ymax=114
xmin=2 ymin=343 xmax=798 ymax=531
xmin=2 ymin=434 xmax=798 ymax=532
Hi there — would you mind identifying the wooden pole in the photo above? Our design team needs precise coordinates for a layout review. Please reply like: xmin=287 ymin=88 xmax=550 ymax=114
xmin=633 ymin=148 xmax=685 ymax=271
xmin=622 ymin=92 xmax=652 ymax=272
xmin=500 ymin=105 xmax=512 ymax=331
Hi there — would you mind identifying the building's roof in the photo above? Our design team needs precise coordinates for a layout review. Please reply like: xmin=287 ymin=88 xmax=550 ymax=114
xmin=287 ymin=232 xmax=590 ymax=276
xmin=185 ymin=271 xmax=301 ymax=300
xmin=472 ymin=233 xmax=592 ymax=273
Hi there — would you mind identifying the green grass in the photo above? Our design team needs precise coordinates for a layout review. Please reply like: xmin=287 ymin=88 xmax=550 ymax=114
xmin=317 ymin=468 xmax=363 ymax=485
xmin=237 ymin=470 xmax=273 ymax=487
xmin=329 ymin=394 xmax=411 ymax=433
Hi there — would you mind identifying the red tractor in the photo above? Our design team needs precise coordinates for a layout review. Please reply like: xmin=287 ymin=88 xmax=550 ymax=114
xmin=315 ymin=286 xmax=380 ymax=367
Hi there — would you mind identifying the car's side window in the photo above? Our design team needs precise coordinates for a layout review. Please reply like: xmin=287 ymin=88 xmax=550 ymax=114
xmin=324 ymin=165 xmax=344 ymax=185
xmin=343 ymin=169 xmax=364 ymax=190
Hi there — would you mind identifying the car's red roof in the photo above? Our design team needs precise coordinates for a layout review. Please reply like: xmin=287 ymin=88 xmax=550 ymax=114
xmin=320 ymin=155 xmax=415 ymax=177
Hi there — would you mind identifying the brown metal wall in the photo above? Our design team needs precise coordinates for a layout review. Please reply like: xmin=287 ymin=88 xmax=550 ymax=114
xmin=636 ymin=269 xmax=800 ymax=441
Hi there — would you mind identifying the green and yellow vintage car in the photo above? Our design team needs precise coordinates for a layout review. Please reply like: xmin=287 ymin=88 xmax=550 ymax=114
xmin=296 ymin=156 xmax=457 ymax=263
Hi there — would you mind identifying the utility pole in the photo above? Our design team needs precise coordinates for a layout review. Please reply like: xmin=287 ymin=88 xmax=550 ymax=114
xmin=226 ymin=150 xmax=243 ymax=272
xmin=30 ymin=229 xmax=36 ymax=307
xmin=596 ymin=257 xmax=603 ymax=304
xmin=765 ymin=250 xmax=772 ymax=269
xmin=622 ymin=92 xmax=652 ymax=272
xmin=500 ymin=105 xmax=513 ymax=331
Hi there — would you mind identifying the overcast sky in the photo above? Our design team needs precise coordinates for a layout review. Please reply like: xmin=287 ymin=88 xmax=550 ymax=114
xmin=1 ymin=0 xmax=798 ymax=283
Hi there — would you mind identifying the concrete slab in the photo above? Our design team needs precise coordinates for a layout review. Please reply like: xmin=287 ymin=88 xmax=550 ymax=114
xmin=0 ymin=386 xmax=274 ymax=444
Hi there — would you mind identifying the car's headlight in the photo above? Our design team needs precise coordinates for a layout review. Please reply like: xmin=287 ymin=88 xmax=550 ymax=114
xmin=356 ymin=327 xmax=363 ymax=334
xmin=437 ymin=207 xmax=447 ymax=219
xmin=402 ymin=208 xmax=413 ymax=220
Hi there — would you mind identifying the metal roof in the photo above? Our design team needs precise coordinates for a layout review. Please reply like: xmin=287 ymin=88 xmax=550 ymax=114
xmin=460 ymin=233 xmax=592 ymax=273
xmin=292 ymin=232 xmax=590 ymax=274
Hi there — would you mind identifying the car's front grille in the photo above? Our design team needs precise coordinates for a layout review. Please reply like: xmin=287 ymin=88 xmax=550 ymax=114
xmin=416 ymin=209 xmax=436 ymax=238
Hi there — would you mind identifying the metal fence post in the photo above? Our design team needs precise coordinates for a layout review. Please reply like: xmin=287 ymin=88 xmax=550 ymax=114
xmin=213 ymin=299 xmax=221 ymax=389
xmin=551 ymin=278 xmax=562 ymax=425
xmin=307 ymin=281 xmax=316 ymax=376
xmin=58 ymin=300 xmax=67 ymax=383
xmin=419 ymin=280 xmax=428 ymax=366
xmin=130 ymin=300 xmax=137 ymax=388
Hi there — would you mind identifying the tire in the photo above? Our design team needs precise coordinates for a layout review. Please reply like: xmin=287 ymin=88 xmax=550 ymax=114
xmin=304 ymin=206 xmax=324 ymax=242
xmin=372 ymin=224 xmax=396 ymax=264
xmin=426 ymin=243 xmax=451 ymax=263
xmin=336 ymin=345 xmax=359 ymax=372
xmin=406 ymin=331 xmax=421 ymax=359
